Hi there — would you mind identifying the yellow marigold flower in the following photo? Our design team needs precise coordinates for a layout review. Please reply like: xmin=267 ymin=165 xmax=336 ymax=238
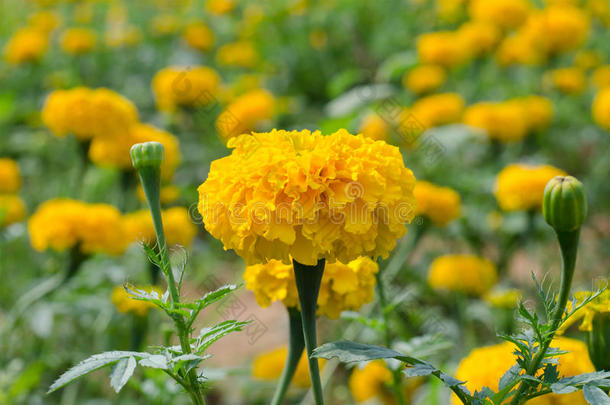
xmin=411 ymin=93 xmax=465 ymax=128
xmin=0 ymin=194 xmax=26 ymax=226
xmin=495 ymin=32 xmax=544 ymax=67
xmin=28 ymin=11 xmax=61 ymax=33
xmin=417 ymin=31 xmax=470 ymax=68
xmin=428 ymin=254 xmax=497 ymax=296
xmin=216 ymin=41 xmax=259 ymax=68
xmin=457 ymin=21 xmax=501 ymax=56
xmin=0 ymin=159 xmax=21 ymax=193
xmin=122 ymin=207 xmax=197 ymax=248
xmin=402 ymin=64 xmax=447 ymax=95
xmin=518 ymin=95 xmax=554 ymax=132
xmin=152 ymin=66 xmax=221 ymax=112
xmin=463 ymin=101 xmax=529 ymax=142
xmin=252 ymin=346 xmax=326 ymax=388
xmin=560 ymin=288 xmax=610 ymax=333
xmin=216 ymin=89 xmax=275 ymax=141
xmin=182 ymin=22 xmax=214 ymax=52
xmin=206 ymin=0 xmax=236 ymax=15
xmin=137 ymin=184 xmax=180 ymax=204
xmin=469 ymin=0 xmax=532 ymax=29
xmin=60 ymin=27 xmax=97 ymax=55
xmin=28 ymin=199 xmax=127 ymax=255
xmin=150 ymin=14 xmax=180 ymax=37
xmin=453 ymin=338 xmax=595 ymax=405
xmin=592 ymin=87 xmax=610 ymax=131
xmin=548 ymin=67 xmax=587 ymax=94
xmin=574 ymin=50 xmax=603 ymax=71
xmin=244 ymin=257 xmax=379 ymax=319
xmin=484 ymin=288 xmax=522 ymax=309
xmin=111 ymin=285 xmax=162 ymax=316
xmin=3 ymin=27 xmax=48 ymax=64
xmin=494 ymin=164 xmax=567 ymax=211
xmin=522 ymin=5 xmax=590 ymax=55
xmin=198 ymin=129 xmax=417 ymax=266
xmin=89 ymin=123 xmax=181 ymax=179
xmin=592 ymin=66 xmax=610 ymax=89
xmin=359 ymin=113 xmax=389 ymax=141
xmin=413 ymin=181 xmax=461 ymax=226
xmin=41 ymin=87 xmax=138 ymax=140
xmin=349 ymin=360 xmax=420 ymax=405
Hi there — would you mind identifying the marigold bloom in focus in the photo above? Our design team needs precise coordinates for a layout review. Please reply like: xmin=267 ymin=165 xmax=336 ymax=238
xmin=60 ymin=28 xmax=97 ymax=54
xmin=252 ymin=346 xmax=326 ymax=388
xmin=417 ymin=31 xmax=469 ymax=68
xmin=122 ymin=207 xmax=197 ymax=248
xmin=3 ymin=27 xmax=48 ymax=64
xmin=152 ymin=66 xmax=221 ymax=112
xmin=182 ymin=22 xmax=214 ymax=51
xmin=469 ymin=0 xmax=531 ymax=29
xmin=428 ymin=254 xmax=497 ymax=296
xmin=548 ymin=67 xmax=587 ymax=94
xmin=111 ymin=285 xmax=162 ymax=316
xmin=216 ymin=41 xmax=259 ymax=68
xmin=402 ymin=64 xmax=446 ymax=95
xmin=494 ymin=164 xmax=566 ymax=211
xmin=198 ymin=129 xmax=417 ymax=265
xmin=0 ymin=195 xmax=26 ymax=226
xmin=410 ymin=93 xmax=464 ymax=128
xmin=413 ymin=181 xmax=461 ymax=226
xmin=0 ymin=159 xmax=21 ymax=193
xmin=216 ymin=89 xmax=275 ymax=140
xmin=358 ymin=113 xmax=389 ymax=141
xmin=453 ymin=338 xmax=595 ymax=405
xmin=349 ymin=360 xmax=419 ymax=404
xmin=592 ymin=87 xmax=610 ymax=131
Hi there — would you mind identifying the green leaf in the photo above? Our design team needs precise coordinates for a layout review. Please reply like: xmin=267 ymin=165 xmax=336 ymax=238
xmin=196 ymin=320 xmax=250 ymax=353
xmin=110 ymin=357 xmax=137 ymax=393
xmin=552 ymin=372 xmax=610 ymax=394
xmin=312 ymin=341 xmax=406 ymax=363
xmin=139 ymin=355 xmax=168 ymax=370
xmin=196 ymin=285 xmax=238 ymax=309
xmin=583 ymin=384 xmax=610 ymax=405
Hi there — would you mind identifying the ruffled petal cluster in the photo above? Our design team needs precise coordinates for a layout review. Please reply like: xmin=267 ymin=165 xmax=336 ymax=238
xmin=494 ymin=164 xmax=566 ymax=211
xmin=413 ymin=181 xmax=461 ymax=226
xmin=428 ymin=254 xmax=497 ymax=296
xmin=152 ymin=66 xmax=221 ymax=112
xmin=198 ymin=129 xmax=417 ymax=265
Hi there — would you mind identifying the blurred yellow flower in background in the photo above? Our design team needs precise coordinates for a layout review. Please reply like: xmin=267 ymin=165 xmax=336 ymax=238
xmin=206 ymin=0 xmax=235 ymax=15
xmin=182 ymin=22 xmax=214 ymax=51
xmin=216 ymin=89 xmax=275 ymax=140
xmin=574 ymin=50 xmax=603 ymax=71
xmin=60 ymin=27 xmax=97 ymax=55
xmin=428 ymin=254 xmax=497 ymax=296
xmin=463 ymin=101 xmax=529 ymax=142
xmin=122 ymin=207 xmax=197 ymax=248
xmin=28 ymin=11 xmax=61 ymax=33
xmin=494 ymin=164 xmax=567 ymax=211
xmin=3 ymin=27 xmax=48 ymax=64
xmin=469 ymin=0 xmax=531 ymax=30
xmin=111 ymin=285 xmax=163 ymax=316
xmin=548 ymin=67 xmax=587 ymax=94
xmin=216 ymin=41 xmax=259 ymax=68
xmin=519 ymin=95 xmax=554 ymax=132
xmin=252 ymin=346 xmax=326 ymax=388
xmin=591 ymin=66 xmax=610 ymax=89
xmin=402 ymin=64 xmax=446 ymax=95
xmin=592 ymin=87 xmax=610 ymax=131
xmin=413 ymin=181 xmax=461 ymax=226
xmin=484 ymin=288 xmax=521 ymax=309
xmin=0 ymin=195 xmax=27 ymax=227
xmin=349 ymin=360 xmax=420 ymax=405
xmin=410 ymin=92 xmax=464 ymax=128
xmin=0 ymin=159 xmax=21 ymax=193
xmin=358 ymin=113 xmax=389 ymax=141
xmin=417 ymin=31 xmax=469 ymax=68
xmin=457 ymin=21 xmax=501 ymax=56
xmin=152 ymin=66 xmax=221 ymax=112
xmin=150 ymin=14 xmax=180 ymax=37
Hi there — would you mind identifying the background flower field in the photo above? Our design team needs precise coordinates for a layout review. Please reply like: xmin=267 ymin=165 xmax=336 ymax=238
xmin=1 ymin=0 xmax=609 ymax=404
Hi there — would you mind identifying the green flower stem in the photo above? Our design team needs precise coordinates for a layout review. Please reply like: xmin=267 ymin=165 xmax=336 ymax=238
xmin=293 ymin=259 xmax=325 ymax=405
xmin=509 ymin=229 xmax=580 ymax=405
xmin=270 ymin=307 xmax=306 ymax=405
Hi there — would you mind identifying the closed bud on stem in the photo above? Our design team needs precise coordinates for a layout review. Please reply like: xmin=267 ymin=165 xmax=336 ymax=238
xmin=542 ymin=176 xmax=587 ymax=232
xmin=130 ymin=141 xmax=165 ymax=170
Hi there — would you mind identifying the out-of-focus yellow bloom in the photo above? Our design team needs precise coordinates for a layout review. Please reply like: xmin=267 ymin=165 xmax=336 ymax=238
xmin=457 ymin=21 xmax=501 ymax=56
xmin=60 ymin=28 xmax=97 ymax=55
xmin=28 ymin=11 xmax=61 ymax=33
xmin=463 ymin=101 xmax=529 ymax=142
xmin=469 ymin=0 xmax=531 ymax=29
xmin=592 ymin=66 xmax=610 ymax=89
xmin=559 ymin=289 xmax=610 ymax=333
xmin=428 ymin=254 xmax=497 ymax=296
xmin=137 ymin=184 xmax=180 ymax=204
xmin=252 ymin=346 xmax=326 ymax=388
xmin=359 ymin=113 xmax=389 ymax=141
xmin=436 ymin=0 xmax=468 ymax=23
xmin=216 ymin=41 xmax=259 ymax=68
xmin=183 ymin=22 xmax=214 ymax=51
xmin=73 ymin=2 xmax=94 ymax=24
xmin=111 ymin=285 xmax=163 ymax=316
xmin=349 ymin=360 xmax=420 ymax=405
xmin=89 ymin=123 xmax=181 ymax=179
xmin=28 ymin=199 xmax=127 ymax=255
xmin=42 ymin=87 xmax=138 ymax=140
xmin=410 ymin=93 xmax=464 ymax=128
xmin=3 ymin=27 xmax=48 ymax=64
xmin=122 ymin=207 xmax=197 ymax=248
xmin=494 ymin=164 xmax=566 ymax=211
xmin=198 ymin=129 xmax=417 ymax=266
xmin=150 ymin=14 xmax=180 ymax=36
xmin=495 ymin=32 xmax=543 ymax=66
xmin=453 ymin=338 xmax=595 ymax=405
xmin=309 ymin=29 xmax=328 ymax=50
xmin=484 ymin=288 xmax=521 ymax=309
xmin=0 ymin=159 xmax=21 ymax=193
xmin=0 ymin=195 xmax=26 ymax=226
xmin=519 ymin=95 xmax=554 ymax=132
xmin=244 ymin=257 xmax=379 ymax=319
xmin=593 ymin=87 xmax=610 ymax=131
xmin=413 ymin=181 xmax=461 ymax=226
xmin=548 ymin=67 xmax=587 ymax=94
xmin=216 ymin=89 xmax=274 ymax=141
xmin=152 ymin=66 xmax=221 ymax=112
xmin=105 ymin=25 xmax=142 ymax=48
xmin=402 ymin=64 xmax=446 ymax=95
xmin=574 ymin=50 xmax=603 ymax=71
xmin=417 ymin=31 xmax=470 ymax=68
xmin=206 ymin=0 xmax=236 ymax=15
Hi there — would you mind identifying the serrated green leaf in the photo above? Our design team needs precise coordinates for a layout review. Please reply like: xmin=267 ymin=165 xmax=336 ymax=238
xmin=552 ymin=372 xmax=610 ymax=394
xmin=110 ymin=357 xmax=137 ymax=393
xmin=139 ymin=355 xmax=168 ymax=370
xmin=196 ymin=320 xmax=250 ymax=353
xmin=196 ymin=285 xmax=238 ymax=309
xmin=312 ymin=341 xmax=406 ymax=363
xmin=583 ymin=384 xmax=610 ymax=405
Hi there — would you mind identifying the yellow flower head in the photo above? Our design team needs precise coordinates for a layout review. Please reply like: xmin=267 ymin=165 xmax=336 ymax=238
xmin=410 ymin=93 xmax=465 ymax=128
xmin=403 ymin=64 xmax=447 ymax=95
xmin=463 ymin=101 xmax=529 ymax=143
xmin=453 ymin=338 xmax=595 ymax=405
xmin=252 ymin=346 xmax=326 ymax=388
xmin=457 ymin=21 xmax=502 ymax=56
xmin=469 ymin=0 xmax=532 ymax=29
xmin=216 ymin=89 xmax=275 ymax=141
xmin=484 ymin=288 xmax=522 ymax=309
xmin=413 ymin=181 xmax=461 ymax=226
xmin=519 ymin=95 xmax=554 ymax=132
xmin=3 ymin=27 xmax=48 ymax=64
xmin=592 ymin=66 xmax=610 ymax=89
xmin=494 ymin=164 xmax=567 ymax=211
xmin=216 ymin=41 xmax=259 ymax=68
xmin=111 ymin=285 xmax=163 ymax=316
xmin=244 ymin=257 xmax=379 ymax=319
xmin=28 ymin=199 xmax=127 ymax=255
xmin=182 ymin=22 xmax=214 ymax=51
xmin=417 ymin=31 xmax=470 ymax=68
xmin=349 ymin=360 xmax=416 ymax=405
xmin=150 ymin=14 xmax=180 ymax=37
xmin=206 ymin=0 xmax=236 ymax=15
xmin=42 ymin=87 xmax=138 ymax=140
xmin=593 ymin=87 xmax=610 ymax=131
xmin=0 ymin=159 xmax=21 ymax=193
xmin=495 ymin=32 xmax=544 ymax=67
xmin=152 ymin=66 xmax=221 ymax=112
xmin=559 ymin=288 xmax=610 ymax=333
xmin=358 ymin=113 xmax=390 ymax=141
xmin=0 ymin=194 xmax=26 ymax=226
xmin=548 ymin=67 xmax=587 ymax=94
xmin=198 ymin=129 xmax=417 ymax=266
xmin=28 ymin=11 xmax=62 ymax=33
xmin=122 ymin=207 xmax=197 ymax=248
xmin=428 ymin=254 xmax=497 ymax=296
xmin=60 ymin=27 xmax=97 ymax=54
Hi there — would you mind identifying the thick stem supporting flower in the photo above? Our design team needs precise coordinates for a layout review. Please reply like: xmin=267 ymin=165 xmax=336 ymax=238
xmin=293 ymin=259 xmax=325 ymax=405
xmin=270 ymin=307 xmax=305 ymax=405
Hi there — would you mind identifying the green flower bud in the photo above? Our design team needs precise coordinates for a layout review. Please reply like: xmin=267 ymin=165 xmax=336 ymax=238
xmin=130 ymin=142 xmax=165 ymax=170
xmin=588 ymin=312 xmax=610 ymax=372
xmin=542 ymin=176 xmax=587 ymax=232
